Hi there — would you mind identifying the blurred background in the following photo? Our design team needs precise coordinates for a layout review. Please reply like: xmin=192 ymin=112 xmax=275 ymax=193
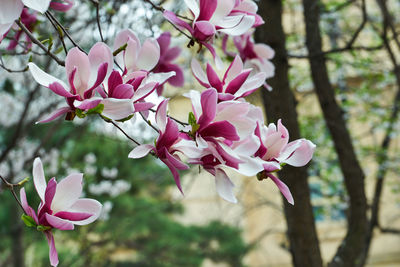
xmin=0 ymin=0 xmax=400 ymax=266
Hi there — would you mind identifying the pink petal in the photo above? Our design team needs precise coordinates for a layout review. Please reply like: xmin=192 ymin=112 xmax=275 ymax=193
xmin=128 ymin=144 xmax=154 ymax=158
xmin=36 ymin=107 xmax=71 ymax=124
xmin=157 ymin=32 xmax=171 ymax=53
xmin=200 ymin=121 xmax=240 ymax=141
xmin=280 ymin=139 xmax=316 ymax=167
xmin=54 ymin=211 xmax=93 ymax=221
xmin=234 ymin=71 xmax=267 ymax=98
xmin=75 ymin=98 xmax=102 ymax=110
xmin=45 ymin=213 xmax=74 ymax=230
xmin=218 ymin=15 xmax=255 ymax=36
xmin=163 ymin=10 xmax=194 ymax=35
xmin=107 ymin=70 xmax=123 ymax=96
xmin=197 ymin=88 xmax=218 ymax=128
xmin=64 ymin=199 xmax=102 ymax=225
xmin=112 ymin=84 xmax=134 ymax=99
xmin=84 ymin=62 xmax=109 ymax=99
xmin=163 ymin=63 xmax=184 ymax=87
xmin=50 ymin=0 xmax=74 ymax=12
xmin=161 ymin=155 xmax=185 ymax=195
xmin=206 ymin=63 xmax=223 ymax=92
xmin=133 ymin=102 xmax=155 ymax=112
xmin=65 ymin=48 xmax=90 ymax=97
xmin=33 ymin=158 xmax=46 ymax=202
xmin=193 ymin=20 xmax=216 ymax=41
xmin=20 ymin=187 xmax=39 ymax=224
xmin=51 ymin=173 xmax=83 ymax=213
xmin=44 ymin=231 xmax=59 ymax=267
xmin=163 ymin=47 xmax=181 ymax=62
xmin=223 ymin=55 xmax=244 ymax=83
xmin=156 ymin=99 xmax=169 ymax=132
xmin=48 ymin=82 xmax=74 ymax=98
xmin=215 ymin=168 xmax=237 ymax=203
xmin=165 ymin=149 xmax=189 ymax=171
xmin=88 ymin=42 xmax=113 ymax=86
xmin=198 ymin=0 xmax=218 ymax=21
xmin=225 ymin=69 xmax=251 ymax=94
xmin=268 ymin=173 xmax=294 ymax=205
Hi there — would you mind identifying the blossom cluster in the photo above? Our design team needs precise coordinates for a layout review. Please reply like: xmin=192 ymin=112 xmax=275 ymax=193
xmin=0 ymin=0 xmax=316 ymax=266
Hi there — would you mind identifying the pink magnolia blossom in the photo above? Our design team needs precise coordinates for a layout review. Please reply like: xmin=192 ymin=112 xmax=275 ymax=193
xmin=254 ymin=119 xmax=316 ymax=204
xmin=164 ymin=0 xmax=256 ymax=66
xmin=223 ymin=32 xmax=275 ymax=88
xmin=19 ymin=158 xmax=102 ymax=267
xmin=28 ymin=42 xmax=114 ymax=122
xmin=191 ymin=55 xmax=266 ymax=101
xmin=114 ymin=29 xmax=160 ymax=75
xmin=128 ymin=99 xmax=201 ymax=193
xmin=153 ymin=32 xmax=184 ymax=95
xmin=183 ymin=89 xmax=278 ymax=202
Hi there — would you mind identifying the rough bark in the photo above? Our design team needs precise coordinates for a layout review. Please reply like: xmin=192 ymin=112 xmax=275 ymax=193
xmin=255 ymin=1 xmax=323 ymax=266
xmin=301 ymin=1 xmax=368 ymax=266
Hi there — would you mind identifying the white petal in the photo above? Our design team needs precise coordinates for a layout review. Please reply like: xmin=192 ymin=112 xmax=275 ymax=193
xmin=128 ymin=144 xmax=154 ymax=158
xmin=101 ymin=98 xmax=134 ymax=121
xmin=184 ymin=0 xmax=200 ymax=20
xmin=51 ymin=173 xmax=83 ymax=213
xmin=210 ymin=0 xmax=235 ymax=24
xmin=191 ymin=58 xmax=209 ymax=86
xmin=28 ymin=63 xmax=68 ymax=89
xmin=0 ymin=0 xmax=23 ymax=24
xmin=215 ymin=169 xmax=237 ymax=203
xmin=224 ymin=55 xmax=244 ymax=83
xmin=137 ymin=39 xmax=160 ymax=71
xmin=33 ymin=157 xmax=46 ymax=202
xmin=218 ymin=15 xmax=255 ymax=36
xmin=22 ymin=0 xmax=51 ymax=13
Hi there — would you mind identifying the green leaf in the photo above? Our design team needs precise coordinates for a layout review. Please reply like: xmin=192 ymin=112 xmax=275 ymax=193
xmin=37 ymin=225 xmax=52 ymax=232
xmin=86 ymin=104 xmax=104 ymax=115
xmin=21 ymin=214 xmax=37 ymax=228
xmin=188 ymin=112 xmax=196 ymax=126
xmin=75 ymin=108 xmax=86 ymax=118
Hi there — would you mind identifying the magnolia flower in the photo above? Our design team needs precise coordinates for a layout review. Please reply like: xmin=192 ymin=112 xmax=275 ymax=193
xmin=114 ymin=29 xmax=160 ymax=74
xmin=128 ymin=100 xmax=201 ymax=193
xmin=231 ymin=32 xmax=275 ymax=85
xmin=254 ymin=119 xmax=316 ymax=204
xmin=191 ymin=55 xmax=266 ymax=101
xmin=20 ymin=158 xmax=102 ymax=266
xmin=164 ymin=0 xmax=256 ymax=66
xmin=153 ymin=32 xmax=184 ymax=95
xmin=28 ymin=42 xmax=113 ymax=122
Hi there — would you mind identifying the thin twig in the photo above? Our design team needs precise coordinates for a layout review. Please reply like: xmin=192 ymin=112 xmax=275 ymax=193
xmin=15 ymin=19 xmax=65 ymax=66
xmin=90 ymin=0 xmax=105 ymax=42
xmin=45 ymin=12 xmax=68 ymax=55
xmin=45 ymin=11 xmax=86 ymax=54
xmin=0 ymin=175 xmax=25 ymax=212
xmin=149 ymin=108 xmax=189 ymax=126
xmin=100 ymin=116 xmax=141 ymax=146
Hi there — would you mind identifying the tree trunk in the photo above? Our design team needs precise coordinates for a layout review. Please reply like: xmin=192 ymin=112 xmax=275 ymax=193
xmin=255 ymin=1 xmax=323 ymax=266
xmin=301 ymin=1 xmax=368 ymax=266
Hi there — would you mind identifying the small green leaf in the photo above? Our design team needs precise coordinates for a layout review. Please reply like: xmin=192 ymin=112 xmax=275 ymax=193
xmin=17 ymin=177 xmax=30 ymax=186
xmin=75 ymin=108 xmax=86 ymax=118
xmin=21 ymin=214 xmax=37 ymax=228
xmin=188 ymin=112 xmax=196 ymax=126
xmin=37 ymin=225 xmax=52 ymax=232
xmin=86 ymin=104 xmax=104 ymax=115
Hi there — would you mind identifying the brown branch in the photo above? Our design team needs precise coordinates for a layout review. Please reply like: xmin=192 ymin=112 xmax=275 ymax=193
xmin=15 ymin=19 xmax=65 ymax=66
xmin=100 ymin=116 xmax=141 ymax=146
xmin=0 ymin=174 xmax=25 ymax=212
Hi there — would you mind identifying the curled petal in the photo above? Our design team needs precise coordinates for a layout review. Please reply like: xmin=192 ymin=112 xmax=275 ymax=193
xmin=28 ymin=63 xmax=68 ymax=89
xmin=101 ymin=98 xmax=135 ymax=121
xmin=45 ymin=213 xmax=74 ymax=230
xmin=33 ymin=158 xmax=46 ymax=202
xmin=64 ymin=199 xmax=102 ymax=225
xmin=36 ymin=107 xmax=72 ymax=124
xmin=268 ymin=174 xmax=294 ymax=205
xmin=20 ymin=188 xmax=39 ymax=224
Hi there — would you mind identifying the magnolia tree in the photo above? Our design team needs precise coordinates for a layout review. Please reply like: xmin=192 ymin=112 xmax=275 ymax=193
xmin=0 ymin=0 xmax=315 ymax=266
